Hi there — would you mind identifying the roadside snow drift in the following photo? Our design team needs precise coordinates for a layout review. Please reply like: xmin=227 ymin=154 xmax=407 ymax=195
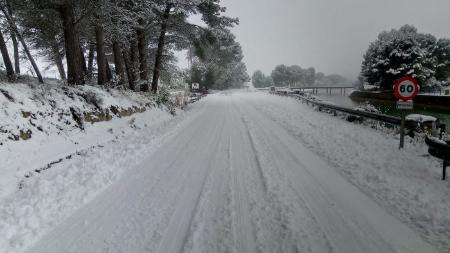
xmin=0 ymin=81 xmax=197 ymax=253
xmin=0 ymin=82 xmax=161 ymax=199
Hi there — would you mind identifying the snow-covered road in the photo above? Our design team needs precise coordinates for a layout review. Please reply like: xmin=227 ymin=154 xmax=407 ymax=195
xmin=25 ymin=91 xmax=438 ymax=253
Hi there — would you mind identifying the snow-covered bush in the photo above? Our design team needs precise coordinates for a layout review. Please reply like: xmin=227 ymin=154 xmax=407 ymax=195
xmin=79 ymin=90 xmax=103 ymax=108
xmin=156 ymin=86 xmax=170 ymax=105
xmin=360 ymin=25 xmax=450 ymax=90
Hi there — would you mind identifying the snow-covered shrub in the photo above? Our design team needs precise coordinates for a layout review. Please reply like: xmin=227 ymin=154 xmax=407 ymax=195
xmin=79 ymin=90 xmax=103 ymax=108
xmin=156 ymin=86 xmax=170 ymax=105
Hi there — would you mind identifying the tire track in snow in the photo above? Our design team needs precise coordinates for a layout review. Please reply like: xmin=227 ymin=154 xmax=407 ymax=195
xmin=239 ymin=111 xmax=328 ymax=253
xmin=155 ymin=109 xmax=227 ymax=253
xmin=181 ymin=126 xmax=234 ymax=253
xmin=73 ymin=111 xmax=210 ymax=252
xmin=227 ymin=104 xmax=259 ymax=253
xmin=233 ymin=101 xmax=314 ymax=253
xmin=182 ymin=100 xmax=259 ymax=253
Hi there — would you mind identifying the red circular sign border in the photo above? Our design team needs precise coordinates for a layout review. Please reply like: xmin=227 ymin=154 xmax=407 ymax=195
xmin=394 ymin=76 xmax=419 ymax=101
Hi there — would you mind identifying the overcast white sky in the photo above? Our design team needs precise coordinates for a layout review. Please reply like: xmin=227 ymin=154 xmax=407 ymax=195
xmin=187 ymin=0 xmax=449 ymax=80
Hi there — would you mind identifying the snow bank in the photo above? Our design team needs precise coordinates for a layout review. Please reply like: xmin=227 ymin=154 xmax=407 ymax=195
xmin=244 ymin=92 xmax=450 ymax=252
xmin=354 ymin=103 xmax=381 ymax=113
xmin=0 ymin=82 xmax=160 ymax=200
xmin=406 ymin=114 xmax=437 ymax=123
xmin=0 ymin=84 xmax=204 ymax=252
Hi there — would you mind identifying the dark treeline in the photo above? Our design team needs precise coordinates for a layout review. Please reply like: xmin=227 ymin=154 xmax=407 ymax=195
xmin=0 ymin=0 xmax=249 ymax=92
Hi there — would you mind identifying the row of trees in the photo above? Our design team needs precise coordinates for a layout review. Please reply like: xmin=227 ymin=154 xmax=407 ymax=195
xmin=252 ymin=65 xmax=349 ymax=88
xmin=0 ymin=0 xmax=246 ymax=92
xmin=360 ymin=25 xmax=450 ymax=90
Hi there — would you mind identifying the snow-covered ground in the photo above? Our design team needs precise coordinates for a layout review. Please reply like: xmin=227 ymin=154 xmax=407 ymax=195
xmin=245 ymin=91 xmax=450 ymax=252
xmin=1 ymin=90 xmax=447 ymax=253
xmin=0 ymin=84 xmax=197 ymax=252
xmin=0 ymin=82 xmax=166 ymax=200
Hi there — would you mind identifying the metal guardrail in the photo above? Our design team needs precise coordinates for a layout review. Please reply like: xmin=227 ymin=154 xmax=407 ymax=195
xmin=257 ymin=86 xmax=354 ymax=90
xmin=425 ymin=136 xmax=450 ymax=180
xmin=274 ymin=91 xmax=403 ymax=125
xmin=290 ymin=86 xmax=354 ymax=90
xmin=274 ymin=91 xmax=447 ymax=135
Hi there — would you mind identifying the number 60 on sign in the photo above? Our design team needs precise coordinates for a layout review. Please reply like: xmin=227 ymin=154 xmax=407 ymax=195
xmin=394 ymin=76 xmax=419 ymax=101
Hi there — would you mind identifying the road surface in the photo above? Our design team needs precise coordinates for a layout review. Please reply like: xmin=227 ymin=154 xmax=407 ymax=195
xmin=26 ymin=91 xmax=437 ymax=253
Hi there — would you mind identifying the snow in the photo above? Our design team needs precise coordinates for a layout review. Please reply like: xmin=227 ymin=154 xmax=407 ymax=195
xmin=428 ymin=136 xmax=448 ymax=145
xmin=354 ymin=103 xmax=381 ymax=113
xmin=406 ymin=114 xmax=437 ymax=123
xmin=251 ymin=92 xmax=449 ymax=252
xmin=0 ymin=82 xmax=162 ymax=201
xmin=363 ymin=84 xmax=378 ymax=90
xmin=0 ymin=90 xmax=446 ymax=253
xmin=420 ymin=93 xmax=450 ymax=96
xmin=0 ymin=94 xmax=198 ymax=253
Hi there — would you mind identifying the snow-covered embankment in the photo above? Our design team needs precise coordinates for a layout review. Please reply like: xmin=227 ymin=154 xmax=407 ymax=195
xmin=0 ymin=82 xmax=195 ymax=252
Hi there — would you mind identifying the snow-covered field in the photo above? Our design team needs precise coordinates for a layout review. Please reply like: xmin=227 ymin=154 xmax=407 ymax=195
xmin=1 ymin=90 xmax=448 ymax=253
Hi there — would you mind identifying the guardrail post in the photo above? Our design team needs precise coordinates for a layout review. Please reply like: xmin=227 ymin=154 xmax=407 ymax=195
xmin=439 ymin=124 xmax=446 ymax=139
xmin=399 ymin=111 xmax=406 ymax=149
xmin=443 ymin=161 xmax=447 ymax=180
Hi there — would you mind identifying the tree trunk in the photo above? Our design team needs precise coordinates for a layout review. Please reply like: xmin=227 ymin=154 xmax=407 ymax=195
xmin=6 ymin=0 xmax=19 ymax=74
xmin=129 ymin=38 xmax=139 ymax=86
xmin=0 ymin=7 xmax=43 ymax=83
xmin=106 ymin=58 xmax=112 ymax=81
xmin=0 ymin=28 xmax=16 ymax=82
xmin=137 ymin=20 xmax=148 ymax=91
xmin=113 ymin=41 xmax=125 ymax=84
xmin=122 ymin=49 xmax=135 ymax=90
xmin=87 ymin=43 xmax=95 ymax=80
xmin=59 ymin=0 xmax=84 ymax=85
xmin=79 ymin=43 xmax=87 ymax=78
xmin=95 ymin=23 xmax=107 ymax=85
xmin=151 ymin=3 xmax=172 ymax=93
xmin=11 ymin=33 xmax=20 ymax=74
xmin=51 ymin=38 xmax=66 ymax=80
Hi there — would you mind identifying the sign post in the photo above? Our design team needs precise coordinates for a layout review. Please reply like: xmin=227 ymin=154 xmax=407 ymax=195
xmin=394 ymin=77 xmax=419 ymax=149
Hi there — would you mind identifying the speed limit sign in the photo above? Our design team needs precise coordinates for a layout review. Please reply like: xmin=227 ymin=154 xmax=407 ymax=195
xmin=394 ymin=76 xmax=419 ymax=101
xmin=394 ymin=76 xmax=419 ymax=149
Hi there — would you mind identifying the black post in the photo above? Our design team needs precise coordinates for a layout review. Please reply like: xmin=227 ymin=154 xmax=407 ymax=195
xmin=443 ymin=160 xmax=447 ymax=181
xmin=399 ymin=111 xmax=405 ymax=149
